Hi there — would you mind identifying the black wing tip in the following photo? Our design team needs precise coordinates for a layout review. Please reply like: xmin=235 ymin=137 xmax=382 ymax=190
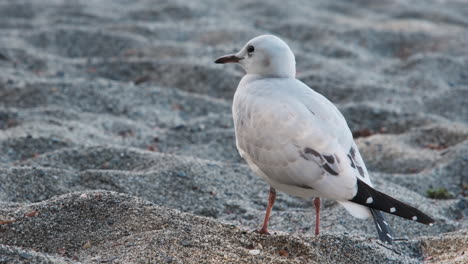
xmin=386 ymin=203 xmax=436 ymax=226
xmin=415 ymin=215 xmax=436 ymax=226
xmin=370 ymin=209 xmax=393 ymax=244
xmin=351 ymin=179 xmax=436 ymax=226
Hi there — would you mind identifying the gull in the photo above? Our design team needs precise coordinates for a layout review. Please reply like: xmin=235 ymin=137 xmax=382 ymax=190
xmin=215 ymin=35 xmax=434 ymax=243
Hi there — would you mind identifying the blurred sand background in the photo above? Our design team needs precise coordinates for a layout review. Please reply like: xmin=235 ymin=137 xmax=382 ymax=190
xmin=0 ymin=0 xmax=467 ymax=263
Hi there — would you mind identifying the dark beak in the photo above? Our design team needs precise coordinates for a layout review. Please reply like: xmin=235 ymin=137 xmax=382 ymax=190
xmin=214 ymin=54 xmax=242 ymax=64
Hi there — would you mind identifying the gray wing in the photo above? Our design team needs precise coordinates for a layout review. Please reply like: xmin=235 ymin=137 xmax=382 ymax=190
xmin=233 ymin=79 xmax=370 ymax=200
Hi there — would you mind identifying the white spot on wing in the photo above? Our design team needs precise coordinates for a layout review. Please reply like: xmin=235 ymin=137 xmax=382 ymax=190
xmin=366 ymin=197 xmax=373 ymax=204
xmin=412 ymin=216 xmax=418 ymax=221
xmin=390 ymin=207 xmax=396 ymax=213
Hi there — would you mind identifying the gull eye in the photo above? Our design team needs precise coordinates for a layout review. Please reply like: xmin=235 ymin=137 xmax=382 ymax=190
xmin=247 ymin=45 xmax=255 ymax=54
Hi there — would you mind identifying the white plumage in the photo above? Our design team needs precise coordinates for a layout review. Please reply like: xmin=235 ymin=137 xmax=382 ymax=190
xmin=215 ymin=35 xmax=434 ymax=243
xmin=234 ymin=76 xmax=370 ymax=214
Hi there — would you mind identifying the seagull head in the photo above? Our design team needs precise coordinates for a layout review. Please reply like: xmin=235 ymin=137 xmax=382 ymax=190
xmin=215 ymin=35 xmax=296 ymax=78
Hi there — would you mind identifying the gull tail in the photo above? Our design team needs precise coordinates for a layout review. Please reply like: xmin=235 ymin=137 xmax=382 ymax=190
xmin=370 ymin=209 xmax=393 ymax=244
xmin=350 ymin=179 xmax=435 ymax=225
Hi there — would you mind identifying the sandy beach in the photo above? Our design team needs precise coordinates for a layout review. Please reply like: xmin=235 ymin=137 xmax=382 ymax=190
xmin=0 ymin=0 xmax=467 ymax=263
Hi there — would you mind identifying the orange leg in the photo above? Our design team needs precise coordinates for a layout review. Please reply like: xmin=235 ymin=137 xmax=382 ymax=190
xmin=314 ymin=197 xmax=321 ymax=236
xmin=257 ymin=187 xmax=276 ymax=235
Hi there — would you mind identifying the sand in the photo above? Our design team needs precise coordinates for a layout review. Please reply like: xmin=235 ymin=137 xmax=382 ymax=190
xmin=0 ymin=0 xmax=467 ymax=263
